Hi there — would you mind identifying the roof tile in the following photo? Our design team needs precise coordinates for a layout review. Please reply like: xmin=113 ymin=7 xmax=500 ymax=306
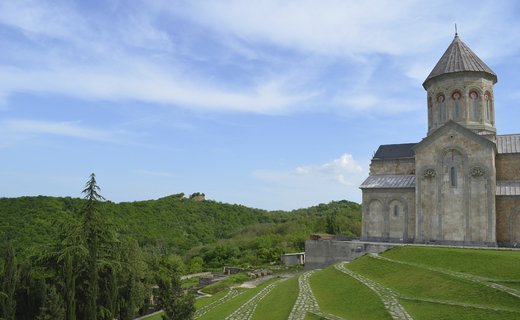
xmin=497 ymin=134 xmax=520 ymax=154
xmin=496 ymin=180 xmax=520 ymax=196
xmin=424 ymin=35 xmax=497 ymax=86
xmin=360 ymin=175 xmax=416 ymax=189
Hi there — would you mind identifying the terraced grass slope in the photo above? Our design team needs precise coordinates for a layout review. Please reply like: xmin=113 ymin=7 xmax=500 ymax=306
xmin=187 ymin=246 xmax=520 ymax=320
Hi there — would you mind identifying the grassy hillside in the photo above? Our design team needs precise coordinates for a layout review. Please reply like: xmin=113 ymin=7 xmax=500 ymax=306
xmin=187 ymin=246 xmax=520 ymax=320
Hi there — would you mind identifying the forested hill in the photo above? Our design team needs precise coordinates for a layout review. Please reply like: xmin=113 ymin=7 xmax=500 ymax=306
xmin=0 ymin=194 xmax=361 ymax=264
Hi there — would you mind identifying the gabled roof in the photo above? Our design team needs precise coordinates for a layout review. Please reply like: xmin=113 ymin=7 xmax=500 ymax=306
xmin=497 ymin=134 xmax=520 ymax=154
xmin=496 ymin=181 xmax=520 ymax=196
xmin=360 ymin=175 xmax=416 ymax=189
xmin=413 ymin=120 xmax=496 ymax=152
xmin=373 ymin=143 xmax=417 ymax=160
xmin=423 ymin=35 xmax=497 ymax=88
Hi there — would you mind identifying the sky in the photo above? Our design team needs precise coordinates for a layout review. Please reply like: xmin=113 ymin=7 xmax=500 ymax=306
xmin=1 ymin=0 xmax=520 ymax=210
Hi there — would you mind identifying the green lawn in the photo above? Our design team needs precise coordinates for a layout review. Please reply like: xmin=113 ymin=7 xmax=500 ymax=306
xmin=142 ymin=247 xmax=520 ymax=320
xmin=197 ymin=279 xmax=278 ymax=320
xmin=496 ymin=281 xmax=520 ymax=291
xmin=309 ymin=266 xmax=391 ymax=320
xmin=304 ymin=312 xmax=324 ymax=319
xmin=252 ymin=276 xmax=299 ymax=320
xmin=348 ymin=255 xmax=520 ymax=313
xmin=139 ymin=311 xmax=163 ymax=320
xmin=201 ymin=273 xmax=250 ymax=294
xmin=400 ymin=299 xmax=520 ymax=320
xmin=195 ymin=288 xmax=231 ymax=309
xmin=382 ymin=246 xmax=520 ymax=280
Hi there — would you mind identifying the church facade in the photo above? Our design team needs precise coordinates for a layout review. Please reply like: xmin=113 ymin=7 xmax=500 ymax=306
xmin=360 ymin=34 xmax=520 ymax=247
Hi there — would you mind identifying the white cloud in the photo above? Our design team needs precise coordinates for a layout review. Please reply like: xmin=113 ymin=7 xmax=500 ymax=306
xmin=1 ymin=0 xmax=519 ymax=117
xmin=176 ymin=1 xmax=520 ymax=57
xmin=295 ymin=154 xmax=364 ymax=186
xmin=252 ymin=153 xmax=367 ymax=209
xmin=0 ymin=119 xmax=122 ymax=144
xmin=0 ymin=65 xmax=317 ymax=114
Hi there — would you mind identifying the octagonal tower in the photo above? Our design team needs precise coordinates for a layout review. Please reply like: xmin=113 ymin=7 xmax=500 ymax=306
xmin=423 ymin=34 xmax=497 ymax=140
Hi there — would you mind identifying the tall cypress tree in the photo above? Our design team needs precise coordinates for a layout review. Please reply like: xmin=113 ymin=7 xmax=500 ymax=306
xmin=82 ymin=173 xmax=105 ymax=320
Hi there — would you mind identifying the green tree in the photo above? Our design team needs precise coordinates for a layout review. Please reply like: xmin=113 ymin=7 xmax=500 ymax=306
xmin=156 ymin=273 xmax=194 ymax=320
xmin=35 ymin=214 xmax=86 ymax=320
xmin=37 ymin=285 xmax=65 ymax=320
xmin=82 ymin=173 xmax=105 ymax=320
xmin=0 ymin=241 xmax=17 ymax=320
xmin=326 ymin=210 xmax=340 ymax=234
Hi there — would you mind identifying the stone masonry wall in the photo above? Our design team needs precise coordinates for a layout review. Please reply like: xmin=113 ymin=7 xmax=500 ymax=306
xmin=496 ymin=153 xmax=520 ymax=180
xmin=496 ymin=196 xmax=520 ymax=245
xmin=362 ymin=188 xmax=415 ymax=243
xmin=304 ymin=240 xmax=395 ymax=270
xmin=370 ymin=158 xmax=416 ymax=175
xmin=414 ymin=124 xmax=496 ymax=245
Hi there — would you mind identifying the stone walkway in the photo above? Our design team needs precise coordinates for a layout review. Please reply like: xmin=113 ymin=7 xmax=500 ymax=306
xmin=370 ymin=253 xmax=520 ymax=299
xmin=224 ymin=280 xmax=284 ymax=320
xmin=399 ymin=296 xmax=520 ymax=313
xmin=194 ymin=288 xmax=244 ymax=319
xmin=288 ymin=271 xmax=345 ymax=320
xmin=335 ymin=263 xmax=414 ymax=320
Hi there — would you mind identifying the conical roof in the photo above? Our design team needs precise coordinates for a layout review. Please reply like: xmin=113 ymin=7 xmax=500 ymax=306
xmin=423 ymin=35 xmax=497 ymax=87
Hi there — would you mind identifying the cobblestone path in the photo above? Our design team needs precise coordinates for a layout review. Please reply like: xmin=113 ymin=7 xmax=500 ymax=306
xmin=335 ymin=263 xmax=414 ymax=320
xmin=399 ymin=296 xmax=520 ymax=313
xmin=288 ymin=271 xmax=345 ymax=320
xmin=194 ymin=288 xmax=244 ymax=319
xmin=370 ymin=253 xmax=520 ymax=299
xmin=224 ymin=280 xmax=284 ymax=320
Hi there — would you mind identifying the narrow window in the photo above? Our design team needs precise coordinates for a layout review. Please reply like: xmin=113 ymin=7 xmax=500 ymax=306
xmin=470 ymin=91 xmax=479 ymax=120
xmin=450 ymin=166 xmax=457 ymax=187
xmin=428 ymin=97 xmax=433 ymax=129
xmin=438 ymin=95 xmax=445 ymax=122
xmin=485 ymin=94 xmax=491 ymax=122
xmin=452 ymin=92 xmax=461 ymax=119
xmin=393 ymin=205 xmax=399 ymax=217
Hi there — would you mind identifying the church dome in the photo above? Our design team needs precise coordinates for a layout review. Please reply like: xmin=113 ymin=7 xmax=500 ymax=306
xmin=423 ymin=35 xmax=497 ymax=89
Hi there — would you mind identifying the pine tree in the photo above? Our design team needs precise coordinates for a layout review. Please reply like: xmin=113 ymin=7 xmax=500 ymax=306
xmin=82 ymin=173 xmax=105 ymax=320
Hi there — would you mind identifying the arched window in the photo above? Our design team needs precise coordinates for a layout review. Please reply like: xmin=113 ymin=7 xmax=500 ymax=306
xmin=484 ymin=93 xmax=491 ymax=122
xmin=470 ymin=91 xmax=479 ymax=121
xmin=428 ymin=97 xmax=433 ymax=129
xmin=452 ymin=92 xmax=461 ymax=120
xmin=437 ymin=95 xmax=446 ymax=123
xmin=450 ymin=166 xmax=457 ymax=187
xmin=393 ymin=205 xmax=399 ymax=217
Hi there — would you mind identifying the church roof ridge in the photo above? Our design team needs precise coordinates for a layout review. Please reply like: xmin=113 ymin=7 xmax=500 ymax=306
xmin=373 ymin=142 xmax=417 ymax=160
xmin=423 ymin=35 xmax=497 ymax=87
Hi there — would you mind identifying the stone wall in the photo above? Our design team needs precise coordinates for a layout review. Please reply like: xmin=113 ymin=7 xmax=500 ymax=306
xmin=362 ymin=188 xmax=415 ymax=242
xmin=370 ymin=158 xmax=415 ymax=175
xmin=496 ymin=153 xmax=520 ymax=180
xmin=414 ymin=123 xmax=496 ymax=245
xmin=496 ymin=196 xmax=520 ymax=245
xmin=304 ymin=240 xmax=395 ymax=270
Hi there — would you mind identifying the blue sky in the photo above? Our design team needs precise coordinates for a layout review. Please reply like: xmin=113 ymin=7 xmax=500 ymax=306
xmin=1 ymin=0 xmax=520 ymax=210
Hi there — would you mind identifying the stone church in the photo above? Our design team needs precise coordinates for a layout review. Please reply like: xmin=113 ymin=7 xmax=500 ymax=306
xmin=360 ymin=34 xmax=520 ymax=247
